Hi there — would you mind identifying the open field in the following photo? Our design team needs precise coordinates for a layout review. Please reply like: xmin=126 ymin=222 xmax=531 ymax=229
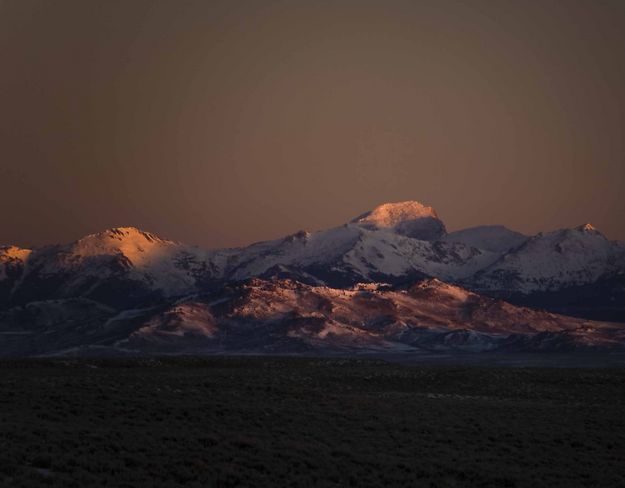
xmin=1 ymin=357 xmax=624 ymax=487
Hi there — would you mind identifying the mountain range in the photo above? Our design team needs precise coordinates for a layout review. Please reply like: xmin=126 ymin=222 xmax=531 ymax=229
xmin=1 ymin=201 xmax=624 ymax=356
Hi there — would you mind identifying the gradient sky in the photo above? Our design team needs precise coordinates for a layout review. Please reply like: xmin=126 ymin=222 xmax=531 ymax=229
xmin=1 ymin=0 xmax=624 ymax=248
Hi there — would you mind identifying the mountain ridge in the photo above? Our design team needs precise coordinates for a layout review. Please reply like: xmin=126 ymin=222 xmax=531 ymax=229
xmin=2 ymin=276 xmax=622 ymax=356
xmin=1 ymin=200 xmax=624 ymax=356
xmin=2 ymin=201 xmax=623 ymax=306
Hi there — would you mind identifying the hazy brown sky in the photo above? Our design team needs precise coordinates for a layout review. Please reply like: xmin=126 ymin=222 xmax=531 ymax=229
xmin=1 ymin=0 xmax=624 ymax=248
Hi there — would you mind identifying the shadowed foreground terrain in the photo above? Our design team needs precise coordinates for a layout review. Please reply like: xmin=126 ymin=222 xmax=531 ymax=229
xmin=1 ymin=357 xmax=624 ymax=487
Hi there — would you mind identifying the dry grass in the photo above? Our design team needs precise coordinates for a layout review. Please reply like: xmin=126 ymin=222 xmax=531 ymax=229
xmin=1 ymin=356 xmax=624 ymax=487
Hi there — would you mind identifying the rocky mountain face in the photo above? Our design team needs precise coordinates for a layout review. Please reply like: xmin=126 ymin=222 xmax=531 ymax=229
xmin=1 ymin=277 xmax=622 ymax=356
xmin=1 ymin=201 xmax=624 ymax=356
xmin=127 ymin=278 xmax=620 ymax=354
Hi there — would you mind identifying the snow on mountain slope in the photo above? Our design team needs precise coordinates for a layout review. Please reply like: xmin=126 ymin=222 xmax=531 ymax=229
xmin=468 ymin=224 xmax=621 ymax=293
xmin=9 ymin=228 xmax=224 ymax=307
xmin=226 ymin=226 xmax=361 ymax=280
xmin=223 ymin=202 xmax=500 ymax=285
xmin=340 ymin=228 xmax=500 ymax=281
xmin=111 ymin=277 xmax=623 ymax=354
xmin=225 ymin=224 xmax=499 ymax=286
xmin=0 ymin=203 xmax=543 ymax=311
xmin=350 ymin=201 xmax=446 ymax=240
xmin=2 ymin=203 xmax=623 ymax=328
xmin=443 ymin=225 xmax=528 ymax=254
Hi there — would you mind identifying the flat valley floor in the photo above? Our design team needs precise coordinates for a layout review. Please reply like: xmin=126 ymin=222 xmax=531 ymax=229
xmin=1 ymin=356 xmax=624 ymax=487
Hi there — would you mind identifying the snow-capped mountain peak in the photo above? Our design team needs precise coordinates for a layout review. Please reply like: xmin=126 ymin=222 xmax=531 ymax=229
xmin=1 ymin=207 xmax=624 ymax=332
xmin=70 ymin=227 xmax=183 ymax=266
xmin=468 ymin=224 xmax=617 ymax=293
xmin=6 ymin=227 xmax=218 ymax=307
xmin=78 ymin=226 xmax=169 ymax=246
xmin=350 ymin=201 xmax=447 ymax=240
xmin=351 ymin=201 xmax=440 ymax=226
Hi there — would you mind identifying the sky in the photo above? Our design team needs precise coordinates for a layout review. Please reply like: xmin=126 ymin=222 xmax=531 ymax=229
xmin=1 ymin=0 xmax=624 ymax=249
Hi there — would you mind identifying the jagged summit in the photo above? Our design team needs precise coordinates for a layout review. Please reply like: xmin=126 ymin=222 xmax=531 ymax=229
xmin=350 ymin=201 xmax=446 ymax=240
